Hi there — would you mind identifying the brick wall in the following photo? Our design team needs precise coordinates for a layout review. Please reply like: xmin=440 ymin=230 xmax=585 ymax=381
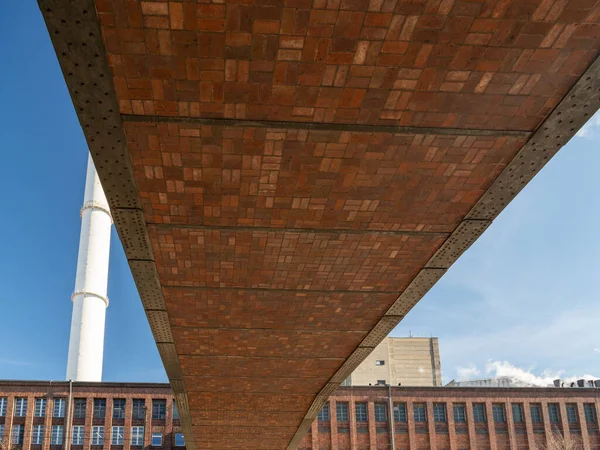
xmin=2 ymin=382 xmax=600 ymax=450
xmin=305 ymin=386 xmax=600 ymax=450
xmin=0 ymin=382 xmax=182 ymax=450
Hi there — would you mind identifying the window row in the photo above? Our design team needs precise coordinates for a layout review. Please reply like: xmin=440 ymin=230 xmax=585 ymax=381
xmin=0 ymin=398 xmax=179 ymax=420
xmin=316 ymin=402 xmax=598 ymax=426
xmin=0 ymin=424 xmax=185 ymax=447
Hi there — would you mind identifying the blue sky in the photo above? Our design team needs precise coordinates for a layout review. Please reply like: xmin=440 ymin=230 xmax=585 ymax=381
xmin=0 ymin=2 xmax=166 ymax=382
xmin=1 ymin=1 xmax=599 ymax=385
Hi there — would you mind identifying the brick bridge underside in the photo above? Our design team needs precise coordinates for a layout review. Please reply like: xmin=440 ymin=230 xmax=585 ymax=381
xmin=39 ymin=1 xmax=600 ymax=449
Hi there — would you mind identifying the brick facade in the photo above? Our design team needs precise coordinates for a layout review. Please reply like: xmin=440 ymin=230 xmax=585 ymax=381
xmin=0 ymin=381 xmax=183 ymax=450
xmin=2 ymin=382 xmax=600 ymax=450
xmin=298 ymin=386 xmax=600 ymax=450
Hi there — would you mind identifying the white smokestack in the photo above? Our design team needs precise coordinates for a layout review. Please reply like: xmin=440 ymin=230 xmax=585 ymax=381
xmin=66 ymin=155 xmax=112 ymax=382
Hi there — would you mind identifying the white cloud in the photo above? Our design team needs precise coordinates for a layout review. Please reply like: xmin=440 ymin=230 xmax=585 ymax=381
xmin=456 ymin=360 xmax=599 ymax=387
xmin=485 ymin=361 xmax=555 ymax=386
xmin=594 ymin=348 xmax=600 ymax=354
xmin=576 ymin=110 xmax=600 ymax=139
xmin=456 ymin=365 xmax=480 ymax=379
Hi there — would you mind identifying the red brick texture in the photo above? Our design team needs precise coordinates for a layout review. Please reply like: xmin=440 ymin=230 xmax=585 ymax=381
xmin=126 ymin=122 xmax=524 ymax=232
xmin=99 ymin=0 xmax=600 ymax=130
xmin=80 ymin=0 xmax=600 ymax=448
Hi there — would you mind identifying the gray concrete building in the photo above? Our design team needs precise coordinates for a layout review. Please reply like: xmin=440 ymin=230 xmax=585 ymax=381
xmin=346 ymin=337 xmax=442 ymax=387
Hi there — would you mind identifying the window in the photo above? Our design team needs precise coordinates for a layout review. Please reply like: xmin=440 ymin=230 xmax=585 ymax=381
xmin=531 ymin=404 xmax=543 ymax=423
xmin=473 ymin=403 xmax=486 ymax=423
xmin=0 ymin=424 xmax=4 ymax=442
xmin=336 ymin=402 xmax=349 ymax=421
xmin=152 ymin=399 xmax=166 ymax=420
xmin=453 ymin=404 xmax=466 ymax=422
xmin=32 ymin=425 xmax=44 ymax=445
xmin=113 ymin=399 xmax=126 ymax=419
xmin=0 ymin=397 xmax=6 ymax=416
xmin=375 ymin=360 xmax=385 ymax=366
xmin=53 ymin=398 xmax=66 ymax=418
xmin=51 ymin=425 xmax=64 ymax=445
xmin=318 ymin=403 xmax=330 ymax=421
xmin=92 ymin=426 xmax=104 ymax=445
xmin=73 ymin=399 xmax=86 ymax=419
xmin=111 ymin=426 xmax=124 ymax=445
xmin=376 ymin=379 xmax=386 ymax=385
xmin=152 ymin=433 xmax=163 ymax=446
xmin=172 ymin=400 xmax=179 ymax=420
xmin=414 ymin=403 xmax=427 ymax=422
xmin=355 ymin=403 xmax=368 ymax=422
xmin=72 ymin=426 xmax=84 ymax=445
xmin=174 ymin=433 xmax=185 ymax=447
xmin=548 ymin=403 xmax=561 ymax=424
xmin=131 ymin=427 xmax=144 ymax=446
xmin=14 ymin=398 xmax=27 ymax=417
xmin=374 ymin=403 xmax=388 ymax=422
xmin=434 ymin=403 xmax=448 ymax=434
xmin=584 ymin=404 xmax=597 ymax=424
xmin=567 ymin=404 xmax=579 ymax=424
xmin=394 ymin=403 xmax=407 ymax=422
xmin=493 ymin=404 xmax=506 ymax=423
xmin=132 ymin=399 xmax=146 ymax=420
xmin=512 ymin=403 xmax=524 ymax=423
xmin=34 ymin=398 xmax=47 ymax=417
xmin=433 ymin=403 xmax=446 ymax=422
xmin=94 ymin=399 xmax=106 ymax=419
xmin=12 ymin=424 xmax=24 ymax=444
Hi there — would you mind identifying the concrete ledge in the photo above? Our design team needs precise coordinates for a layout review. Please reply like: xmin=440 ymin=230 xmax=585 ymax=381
xmin=385 ymin=269 xmax=446 ymax=316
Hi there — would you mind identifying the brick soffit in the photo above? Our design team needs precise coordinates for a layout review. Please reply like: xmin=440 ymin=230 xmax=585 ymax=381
xmin=36 ymin=1 xmax=600 ymax=449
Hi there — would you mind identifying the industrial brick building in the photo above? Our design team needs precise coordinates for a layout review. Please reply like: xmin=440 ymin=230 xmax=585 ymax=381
xmin=2 ymin=381 xmax=600 ymax=450
xmin=0 ymin=381 xmax=183 ymax=450
xmin=297 ymin=386 xmax=600 ymax=450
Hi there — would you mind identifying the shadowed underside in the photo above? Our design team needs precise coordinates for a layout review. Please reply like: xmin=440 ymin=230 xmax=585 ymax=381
xmin=38 ymin=0 xmax=600 ymax=448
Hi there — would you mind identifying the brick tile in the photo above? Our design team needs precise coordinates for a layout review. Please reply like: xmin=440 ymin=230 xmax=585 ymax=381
xmin=173 ymin=327 xmax=367 ymax=359
xmin=190 ymin=409 xmax=302 ymax=427
xmin=164 ymin=289 xmax=397 ymax=331
xmin=179 ymin=356 xmax=344 ymax=379
xmin=100 ymin=0 xmax=599 ymax=130
xmin=126 ymin=122 xmax=523 ymax=232
xmin=150 ymin=226 xmax=442 ymax=291
xmin=187 ymin=393 xmax=313 ymax=412
xmin=183 ymin=376 xmax=326 ymax=395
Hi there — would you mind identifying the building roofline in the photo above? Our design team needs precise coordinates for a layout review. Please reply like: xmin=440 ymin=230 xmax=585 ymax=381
xmin=1 ymin=380 xmax=598 ymax=396
xmin=337 ymin=385 xmax=600 ymax=395
xmin=388 ymin=336 xmax=437 ymax=340
xmin=0 ymin=379 xmax=172 ymax=389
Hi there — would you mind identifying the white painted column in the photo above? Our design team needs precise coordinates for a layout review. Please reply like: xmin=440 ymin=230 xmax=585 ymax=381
xmin=66 ymin=155 xmax=112 ymax=382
